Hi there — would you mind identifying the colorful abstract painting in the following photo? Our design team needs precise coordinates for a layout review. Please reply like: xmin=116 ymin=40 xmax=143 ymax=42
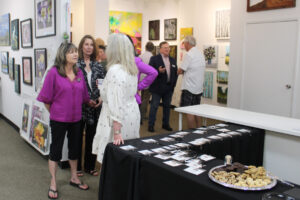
xmin=29 ymin=105 xmax=43 ymax=141
xmin=35 ymin=48 xmax=47 ymax=91
xmin=0 ymin=13 xmax=10 ymax=46
xmin=215 ymin=10 xmax=230 ymax=39
xmin=35 ymin=0 xmax=56 ymax=38
xmin=217 ymin=70 xmax=229 ymax=84
xmin=180 ymin=27 xmax=193 ymax=41
xmin=217 ymin=86 xmax=228 ymax=104
xmin=203 ymin=71 xmax=213 ymax=99
xmin=149 ymin=20 xmax=159 ymax=40
xmin=109 ymin=11 xmax=142 ymax=54
xmin=32 ymin=118 xmax=49 ymax=153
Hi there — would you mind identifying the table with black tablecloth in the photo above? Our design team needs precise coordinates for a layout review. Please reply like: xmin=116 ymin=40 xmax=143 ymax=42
xmin=98 ymin=123 xmax=295 ymax=200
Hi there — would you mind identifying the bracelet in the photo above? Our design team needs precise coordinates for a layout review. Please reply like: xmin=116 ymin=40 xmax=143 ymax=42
xmin=115 ymin=130 xmax=121 ymax=135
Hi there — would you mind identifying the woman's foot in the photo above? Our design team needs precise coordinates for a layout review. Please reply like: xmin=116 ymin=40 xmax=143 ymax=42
xmin=48 ymin=186 xmax=58 ymax=199
xmin=69 ymin=179 xmax=89 ymax=190
xmin=86 ymin=169 xmax=99 ymax=176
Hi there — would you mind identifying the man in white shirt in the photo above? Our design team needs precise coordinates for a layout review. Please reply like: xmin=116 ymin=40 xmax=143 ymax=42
xmin=178 ymin=36 xmax=206 ymax=129
xmin=139 ymin=42 xmax=155 ymax=122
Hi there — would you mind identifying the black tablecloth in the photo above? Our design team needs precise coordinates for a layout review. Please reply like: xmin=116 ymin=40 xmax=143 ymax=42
xmin=99 ymin=123 xmax=279 ymax=200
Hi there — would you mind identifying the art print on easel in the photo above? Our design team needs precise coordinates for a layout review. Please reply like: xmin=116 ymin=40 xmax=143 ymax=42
xmin=21 ymin=100 xmax=32 ymax=139
xmin=247 ymin=0 xmax=296 ymax=12
xmin=31 ymin=118 xmax=49 ymax=153
xmin=35 ymin=0 xmax=56 ymax=38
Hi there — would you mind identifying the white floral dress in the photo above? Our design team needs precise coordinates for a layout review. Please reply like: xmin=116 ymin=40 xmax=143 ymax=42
xmin=92 ymin=64 xmax=140 ymax=163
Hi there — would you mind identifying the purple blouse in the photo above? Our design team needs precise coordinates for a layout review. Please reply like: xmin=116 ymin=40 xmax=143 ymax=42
xmin=135 ymin=57 xmax=158 ymax=104
xmin=37 ymin=67 xmax=90 ymax=123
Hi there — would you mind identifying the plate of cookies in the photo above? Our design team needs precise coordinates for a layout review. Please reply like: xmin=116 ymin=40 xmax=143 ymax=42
xmin=208 ymin=162 xmax=277 ymax=191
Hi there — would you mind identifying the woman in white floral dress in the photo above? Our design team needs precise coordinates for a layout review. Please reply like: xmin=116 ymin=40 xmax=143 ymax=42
xmin=92 ymin=33 xmax=140 ymax=163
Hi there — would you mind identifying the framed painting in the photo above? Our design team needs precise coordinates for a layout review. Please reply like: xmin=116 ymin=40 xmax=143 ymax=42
xmin=225 ymin=45 xmax=230 ymax=65
xmin=247 ymin=0 xmax=296 ymax=12
xmin=20 ymin=19 xmax=33 ymax=48
xmin=11 ymin=19 xmax=19 ymax=50
xmin=149 ymin=20 xmax=160 ymax=40
xmin=31 ymin=117 xmax=49 ymax=153
xmin=203 ymin=71 xmax=214 ymax=99
xmin=0 ymin=13 xmax=10 ymax=46
xmin=1 ymin=51 xmax=9 ymax=74
xmin=34 ymin=48 xmax=47 ymax=92
xmin=217 ymin=86 xmax=228 ymax=104
xmin=203 ymin=45 xmax=218 ymax=68
xmin=215 ymin=10 xmax=230 ymax=39
xmin=22 ymin=57 xmax=33 ymax=85
xmin=35 ymin=0 xmax=56 ymax=38
xmin=169 ymin=45 xmax=177 ymax=61
xmin=217 ymin=70 xmax=229 ymax=84
xmin=9 ymin=57 xmax=14 ymax=80
xmin=180 ymin=27 xmax=193 ymax=41
xmin=164 ymin=18 xmax=177 ymax=40
xmin=15 ymin=64 xmax=21 ymax=94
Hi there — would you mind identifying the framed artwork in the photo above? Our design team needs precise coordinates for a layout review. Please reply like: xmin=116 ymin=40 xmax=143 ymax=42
xmin=9 ymin=57 xmax=14 ymax=80
xmin=11 ymin=19 xmax=19 ymax=50
xmin=15 ymin=64 xmax=21 ymax=94
xmin=203 ymin=71 xmax=214 ymax=99
xmin=109 ymin=11 xmax=142 ymax=54
xmin=20 ymin=19 xmax=33 ymax=48
xmin=217 ymin=70 xmax=229 ymax=84
xmin=34 ymin=48 xmax=47 ymax=92
xmin=31 ymin=118 xmax=49 ymax=153
xmin=164 ymin=18 xmax=177 ymax=40
xmin=0 ymin=13 xmax=10 ymax=46
xmin=22 ymin=57 xmax=33 ymax=85
xmin=35 ymin=0 xmax=56 ymax=38
xmin=1 ymin=51 xmax=9 ymax=74
xmin=169 ymin=45 xmax=177 ymax=61
xmin=29 ymin=104 xmax=43 ymax=142
xmin=247 ymin=0 xmax=296 ymax=12
xmin=217 ymin=86 xmax=228 ymax=104
xmin=22 ymin=102 xmax=30 ymax=135
xmin=203 ymin=45 xmax=218 ymax=68
xmin=180 ymin=27 xmax=193 ymax=41
xmin=149 ymin=20 xmax=160 ymax=40
xmin=215 ymin=10 xmax=230 ymax=39
xmin=225 ymin=46 xmax=230 ymax=65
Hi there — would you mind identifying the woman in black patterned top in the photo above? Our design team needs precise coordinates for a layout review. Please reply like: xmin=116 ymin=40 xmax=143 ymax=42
xmin=77 ymin=35 xmax=106 ymax=176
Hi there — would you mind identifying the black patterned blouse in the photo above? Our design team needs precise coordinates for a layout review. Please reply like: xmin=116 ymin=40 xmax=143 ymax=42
xmin=77 ymin=59 xmax=106 ymax=125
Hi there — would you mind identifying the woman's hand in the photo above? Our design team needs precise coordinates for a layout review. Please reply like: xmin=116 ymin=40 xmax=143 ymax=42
xmin=94 ymin=97 xmax=102 ymax=108
xmin=113 ymin=121 xmax=123 ymax=145
xmin=87 ymin=100 xmax=96 ymax=107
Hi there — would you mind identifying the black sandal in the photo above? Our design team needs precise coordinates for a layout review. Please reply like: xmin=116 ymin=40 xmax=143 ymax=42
xmin=69 ymin=181 xmax=89 ymax=190
xmin=87 ymin=170 xmax=99 ymax=176
xmin=48 ymin=188 xmax=58 ymax=199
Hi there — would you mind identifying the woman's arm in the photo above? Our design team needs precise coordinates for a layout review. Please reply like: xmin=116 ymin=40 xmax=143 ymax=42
xmin=135 ymin=57 xmax=158 ymax=91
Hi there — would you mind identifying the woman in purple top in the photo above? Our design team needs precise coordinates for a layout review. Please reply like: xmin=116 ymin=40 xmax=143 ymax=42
xmin=37 ymin=43 xmax=95 ymax=199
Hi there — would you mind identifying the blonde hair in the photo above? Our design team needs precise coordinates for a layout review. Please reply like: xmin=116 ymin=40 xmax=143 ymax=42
xmin=106 ymin=33 xmax=138 ymax=76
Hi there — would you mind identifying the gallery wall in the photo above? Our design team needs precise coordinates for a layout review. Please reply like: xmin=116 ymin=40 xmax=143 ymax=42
xmin=0 ymin=0 xmax=69 ymax=127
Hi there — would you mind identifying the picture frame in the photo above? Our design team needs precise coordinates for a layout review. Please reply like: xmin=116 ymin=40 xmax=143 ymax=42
xmin=11 ymin=19 xmax=19 ymax=50
xmin=35 ymin=0 xmax=56 ymax=38
xmin=15 ymin=64 xmax=21 ymax=94
xmin=164 ymin=18 xmax=177 ymax=40
xmin=149 ymin=20 xmax=160 ymax=40
xmin=215 ymin=10 xmax=230 ymax=39
xmin=217 ymin=70 xmax=229 ymax=84
xmin=203 ymin=45 xmax=218 ymax=68
xmin=1 ymin=51 xmax=9 ymax=74
xmin=34 ymin=48 xmax=47 ymax=92
xmin=22 ymin=57 xmax=33 ymax=85
xmin=169 ymin=45 xmax=177 ymax=61
xmin=31 ymin=117 xmax=49 ymax=153
xmin=0 ymin=13 xmax=10 ymax=46
xmin=247 ymin=0 xmax=296 ymax=12
xmin=9 ymin=57 xmax=14 ymax=80
xmin=21 ymin=100 xmax=31 ymax=138
xmin=20 ymin=19 xmax=33 ymax=48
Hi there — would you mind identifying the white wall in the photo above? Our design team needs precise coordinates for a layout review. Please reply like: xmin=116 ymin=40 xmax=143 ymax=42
xmin=229 ymin=0 xmax=300 ymax=119
xmin=0 ymin=0 xmax=69 ymax=127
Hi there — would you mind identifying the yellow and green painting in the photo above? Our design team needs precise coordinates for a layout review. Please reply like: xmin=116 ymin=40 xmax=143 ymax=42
xmin=180 ymin=27 xmax=193 ymax=41
xmin=109 ymin=11 xmax=142 ymax=54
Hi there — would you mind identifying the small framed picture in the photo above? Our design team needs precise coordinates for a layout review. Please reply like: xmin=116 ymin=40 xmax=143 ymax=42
xmin=164 ymin=18 xmax=177 ymax=40
xmin=35 ymin=0 xmax=56 ymax=38
xmin=11 ymin=19 xmax=19 ymax=50
xmin=20 ymin=19 xmax=33 ymax=48
xmin=34 ymin=48 xmax=47 ymax=91
xmin=0 ymin=13 xmax=10 ymax=46
xmin=15 ymin=64 xmax=21 ymax=94
xmin=9 ymin=57 xmax=14 ymax=80
xmin=247 ymin=0 xmax=296 ymax=12
xmin=22 ymin=57 xmax=33 ymax=85
xmin=1 ymin=51 xmax=9 ymax=74
xmin=149 ymin=20 xmax=160 ymax=40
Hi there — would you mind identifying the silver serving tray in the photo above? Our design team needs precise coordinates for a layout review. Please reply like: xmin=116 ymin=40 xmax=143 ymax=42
xmin=208 ymin=165 xmax=277 ymax=191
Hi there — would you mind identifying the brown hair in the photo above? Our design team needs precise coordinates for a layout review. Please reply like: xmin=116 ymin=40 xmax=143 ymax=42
xmin=78 ymin=35 xmax=98 ymax=61
xmin=159 ymin=41 xmax=169 ymax=48
xmin=146 ymin=41 xmax=154 ymax=51
xmin=54 ymin=42 xmax=78 ymax=77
